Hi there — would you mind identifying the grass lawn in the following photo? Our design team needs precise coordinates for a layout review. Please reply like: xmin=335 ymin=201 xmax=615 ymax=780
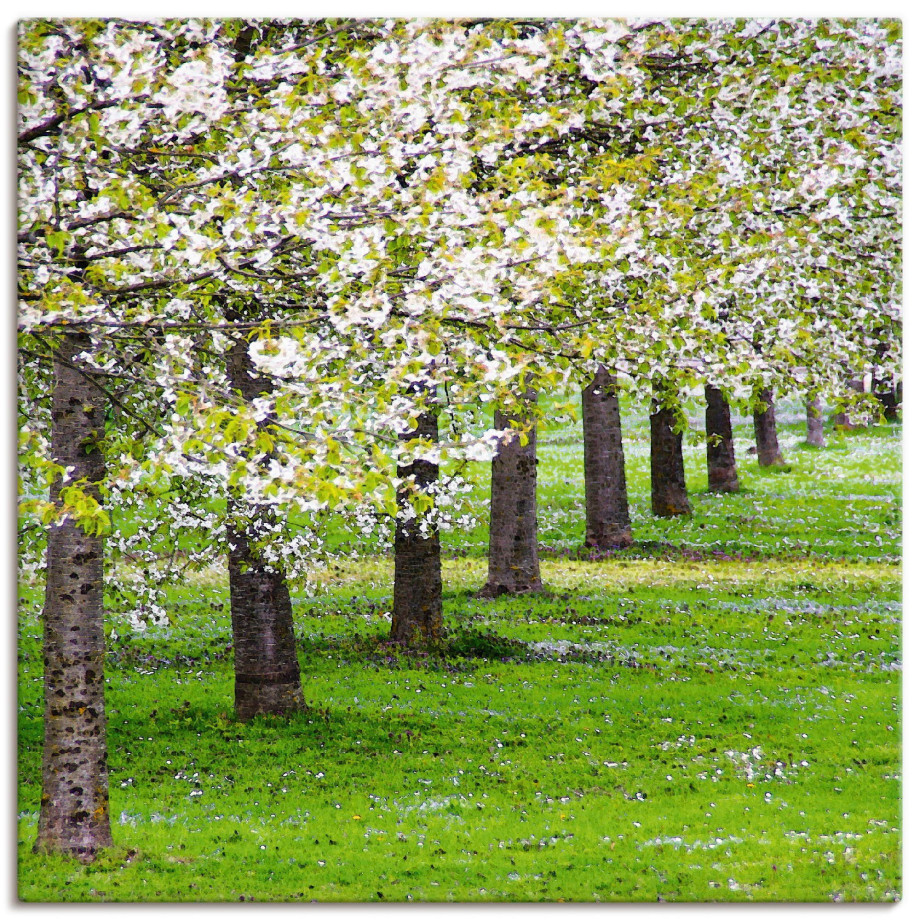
xmin=17 ymin=398 xmax=902 ymax=902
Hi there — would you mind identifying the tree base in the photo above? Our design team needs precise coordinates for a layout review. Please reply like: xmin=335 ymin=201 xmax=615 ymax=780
xmin=585 ymin=532 xmax=634 ymax=551
xmin=33 ymin=828 xmax=113 ymax=865
xmin=235 ymin=678 xmax=305 ymax=722
xmin=651 ymin=500 xmax=692 ymax=517
xmin=707 ymin=474 xmax=739 ymax=493
xmin=389 ymin=620 xmax=445 ymax=645
xmin=478 ymin=580 xmax=544 ymax=599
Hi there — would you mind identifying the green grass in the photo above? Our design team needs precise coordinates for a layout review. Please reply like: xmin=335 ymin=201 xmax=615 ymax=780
xmin=442 ymin=395 xmax=901 ymax=562
xmin=17 ymin=398 xmax=901 ymax=902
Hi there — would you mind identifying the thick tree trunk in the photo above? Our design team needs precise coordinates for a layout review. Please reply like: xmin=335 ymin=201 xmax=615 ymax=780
xmin=582 ymin=366 xmax=632 ymax=548
xmin=704 ymin=385 xmax=739 ymax=493
xmin=753 ymin=388 xmax=786 ymax=467
xmin=805 ymin=397 xmax=826 ymax=447
xmin=227 ymin=513 xmax=305 ymax=721
xmin=650 ymin=388 xmax=692 ymax=517
xmin=35 ymin=333 xmax=113 ymax=863
xmin=481 ymin=398 xmax=543 ymax=596
xmin=226 ymin=328 xmax=304 ymax=721
xmin=390 ymin=408 xmax=443 ymax=643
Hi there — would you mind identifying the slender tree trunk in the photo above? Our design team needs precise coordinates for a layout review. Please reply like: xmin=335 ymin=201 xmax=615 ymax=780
xmin=35 ymin=332 xmax=113 ymax=862
xmin=753 ymin=387 xmax=786 ymax=467
xmin=805 ymin=396 xmax=826 ymax=447
xmin=226 ymin=328 xmax=304 ymax=721
xmin=391 ymin=406 xmax=443 ymax=643
xmin=481 ymin=396 xmax=543 ymax=596
xmin=876 ymin=382 xmax=901 ymax=423
xmin=650 ymin=387 xmax=692 ymax=517
xmin=582 ymin=366 xmax=632 ymax=548
xmin=704 ymin=385 xmax=740 ymax=493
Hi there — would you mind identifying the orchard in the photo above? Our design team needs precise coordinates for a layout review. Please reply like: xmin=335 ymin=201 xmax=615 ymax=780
xmin=17 ymin=18 xmax=900 ymax=902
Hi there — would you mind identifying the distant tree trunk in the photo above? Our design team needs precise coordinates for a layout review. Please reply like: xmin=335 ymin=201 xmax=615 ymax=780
xmin=805 ymin=396 xmax=826 ymax=447
xmin=391 ymin=404 xmax=443 ymax=644
xmin=834 ymin=376 xmax=864 ymax=429
xmin=650 ymin=386 xmax=692 ymax=517
xmin=704 ymin=385 xmax=739 ymax=493
xmin=35 ymin=332 xmax=114 ymax=863
xmin=872 ymin=337 xmax=901 ymax=422
xmin=226 ymin=327 xmax=304 ymax=721
xmin=876 ymin=382 xmax=901 ymax=423
xmin=753 ymin=387 xmax=786 ymax=467
xmin=481 ymin=395 xmax=543 ymax=596
xmin=582 ymin=366 xmax=632 ymax=549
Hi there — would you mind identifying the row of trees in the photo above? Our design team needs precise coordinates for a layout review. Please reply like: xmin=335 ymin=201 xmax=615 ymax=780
xmin=18 ymin=18 xmax=900 ymax=861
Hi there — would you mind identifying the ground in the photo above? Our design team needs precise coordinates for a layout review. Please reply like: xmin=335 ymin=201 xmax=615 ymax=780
xmin=17 ymin=397 xmax=901 ymax=902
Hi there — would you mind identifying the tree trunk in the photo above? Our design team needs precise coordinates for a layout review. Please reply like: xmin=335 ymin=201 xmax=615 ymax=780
xmin=805 ymin=397 xmax=826 ymax=447
xmin=227 ymin=514 xmax=305 ymax=721
xmin=753 ymin=387 xmax=786 ymax=467
xmin=876 ymin=382 xmax=901 ymax=423
xmin=650 ymin=388 xmax=692 ymax=517
xmin=226 ymin=328 xmax=304 ymax=721
xmin=834 ymin=376 xmax=864 ymax=429
xmin=481 ymin=398 xmax=543 ymax=596
xmin=390 ymin=407 xmax=443 ymax=643
xmin=35 ymin=332 xmax=114 ymax=863
xmin=582 ymin=366 xmax=632 ymax=548
xmin=704 ymin=385 xmax=740 ymax=493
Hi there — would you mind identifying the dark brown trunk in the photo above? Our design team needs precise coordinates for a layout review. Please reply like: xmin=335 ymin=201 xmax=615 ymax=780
xmin=226 ymin=328 xmax=304 ymax=721
xmin=650 ymin=388 xmax=692 ymax=517
xmin=805 ymin=397 xmax=826 ymax=447
xmin=481 ymin=398 xmax=542 ymax=596
xmin=35 ymin=332 xmax=113 ymax=863
xmin=227 ymin=514 xmax=304 ymax=721
xmin=753 ymin=387 xmax=786 ymax=467
xmin=390 ymin=408 xmax=443 ymax=643
xmin=876 ymin=382 xmax=901 ymax=423
xmin=582 ymin=366 xmax=632 ymax=548
xmin=704 ymin=385 xmax=739 ymax=493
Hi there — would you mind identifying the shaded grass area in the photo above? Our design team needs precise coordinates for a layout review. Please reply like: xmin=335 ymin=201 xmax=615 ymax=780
xmin=18 ymin=554 xmax=901 ymax=902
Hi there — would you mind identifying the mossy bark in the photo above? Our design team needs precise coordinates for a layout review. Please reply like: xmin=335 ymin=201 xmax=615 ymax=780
xmin=582 ymin=366 xmax=632 ymax=548
xmin=650 ymin=387 xmax=692 ymax=517
xmin=226 ymin=326 xmax=304 ymax=721
xmin=35 ymin=332 xmax=114 ymax=863
xmin=704 ymin=385 xmax=740 ymax=493
xmin=753 ymin=387 xmax=786 ymax=467
xmin=390 ymin=408 xmax=443 ymax=643
xmin=481 ymin=397 xmax=542 ymax=596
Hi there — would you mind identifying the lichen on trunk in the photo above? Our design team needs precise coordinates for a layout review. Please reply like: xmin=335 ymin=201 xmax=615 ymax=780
xmin=35 ymin=332 xmax=114 ymax=863
xmin=582 ymin=366 xmax=632 ymax=548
